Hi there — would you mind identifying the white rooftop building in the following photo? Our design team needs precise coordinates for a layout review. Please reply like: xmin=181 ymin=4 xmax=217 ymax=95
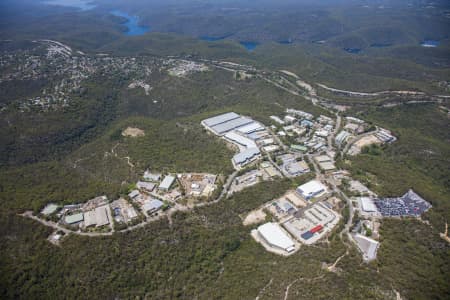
xmin=236 ymin=122 xmax=264 ymax=134
xmin=360 ymin=197 xmax=377 ymax=212
xmin=202 ymin=112 xmax=240 ymax=127
xmin=159 ymin=175 xmax=176 ymax=191
xmin=270 ymin=116 xmax=285 ymax=125
xmin=258 ymin=222 xmax=295 ymax=253
xmin=143 ymin=171 xmax=161 ymax=182
xmin=297 ymin=180 xmax=327 ymax=200
xmin=354 ymin=234 xmax=379 ymax=262
xmin=224 ymin=131 xmax=257 ymax=149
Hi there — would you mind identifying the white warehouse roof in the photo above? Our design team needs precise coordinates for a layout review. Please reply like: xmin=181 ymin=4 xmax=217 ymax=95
xmin=202 ymin=112 xmax=239 ymax=127
xmin=236 ymin=122 xmax=264 ymax=134
xmin=297 ymin=180 xmax=327 ymax=199
xmin=210 ymin=117 xmax=254 ymax=135
xmin=225 ymin=131 xmax=257 ymax=149
xmin=360 ymin=197 xmax=378 ymax=212
xmin=258 ymin=222 xmax=295 ymax=252
xmin=354 ymin=234 xmax=379 ymax=261
xmin=159 ymin=175 xmax=176 ymax=190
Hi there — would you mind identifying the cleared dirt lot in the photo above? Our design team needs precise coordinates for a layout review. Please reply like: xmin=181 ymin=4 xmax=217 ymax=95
xmin=122 ymin=127 xmax=145 ymax=137
xmin=243 ymin=209 xmax=266 ymax=226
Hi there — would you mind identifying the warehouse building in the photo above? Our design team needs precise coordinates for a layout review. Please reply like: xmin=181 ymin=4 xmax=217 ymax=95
xmin=84 ymin=205 xmax=110 ymax=227
xmin=159 ymin=175 xmax=176 ymax=191
xmin=233 ymin=147 xmax=261 ymax=168
xmin=137 ymin=181 xmax=156 ymax=192
xmin=285 ymin=161 xmax=310 ymax=176
xmin=143 ymin=171 xmax=161 ymax=182
xmin=210 ymin=117 xmax=254 ymax=135
xmin=270 ymin=115 xmax=285 ymax=125
xmin=335 ymin=130 xmax=351 ymax=145
xmin=258 ymin=222 xmax=295 ymax=253
xmin=236 ymin=122 xmax=264 ymax=134
xmin=128 ymin=189 xmax=140 ymax=199
xmin=143 ymin=199 xmax=164 ymax=214
xmin=201 ymin=112 xmax=240 ymax=128
xmin=354 ymin=234 xmax=379 ymax=262
xmin=224 ymin=131 xmax=257 ymax=149
xmin=286 ymin=109 xmax=313 ymax=120
xmin=64 ymin=213 xmax=84 ymax=225
xmin=41 ymin=203 xmax=59 ymax=215
xmin=314 ymin=155 xmax=336 ymax=172
xmin=296 ymin=180 xmax=328 ymax=200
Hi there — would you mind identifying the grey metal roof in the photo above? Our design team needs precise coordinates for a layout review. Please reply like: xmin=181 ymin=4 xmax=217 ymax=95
xmin=202 ymin=112 xmax=240 ymax=127
xmin=211 ymin=117 xmax=254 ymax=135
xmin=233 ymin=147 xmax=260 ymax=165
xmin=143 ymin=199 xmax=164 ymax=211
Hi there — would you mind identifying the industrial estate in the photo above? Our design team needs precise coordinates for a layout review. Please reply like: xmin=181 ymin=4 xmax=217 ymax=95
xmin=25 ymin=108 xmax=431 ymax=262
xmin=202 ymin=109 xmax=431 ymax=260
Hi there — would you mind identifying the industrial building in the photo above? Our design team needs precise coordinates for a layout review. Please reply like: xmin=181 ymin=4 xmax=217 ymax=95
xmin=314 ymin=155 xmax=336 ymax=172
xmin=201 ymin=112 xmax=240 ymax=128
xmin=202 ymin=112 xmax=267 ymax=169
xmin=41 ymin=203 xmax=58 ymax=215
xmin=290 ymin=144 xmax=308 ymax=152
xmin=159 ymin=175 xmax=176 ymax=191
xmin=270 ymin=115 xmax=285 ymax=125
xmin=65 ymin=213 xmax=84 ymax=225
xmin=84 ymin=205 xmax=110 ymax=227
xmin=236 ymin=122 xmax=265 ymax=134
xmin=283 ymin=202 xmax=338 ymax=244
xmin=296 ymin=180 xmax=328 ymax=200
xmin=257 ymin=222 xmax=295 ymax=253
xmin=286 ymin=108 xmax=313 ymax=120
xmin=300 ymin=119 xmax=314 ymax=128
xmin=335 ymin=130 xmax=351 ymax=145
xmin=128 ymin=189 xmax=140 ymax=199
xmin=285 ymin=161 xmax=310 ymax=176
xmin=375 ymin=129 xmax=396 ymax=143
xmin=143 ymin=171 xmax=161 ymax=182
xmin=232 ymin=147 xmax=261 ymax=168
xmin=358 ymin=197 xmax=379 ymax=217
xmin=353 ymin=234 xmax=379 ymax=262
xmin=224 ymin=131 xmax=257 ymax=149
xmin=209 ymin=117 xmax=254 ymax=135
xmin=143 ymin=199 xmax=164 ymax=214
xmin=344 ymin=123 xmax=359 ymax=133
xmin=137 ymin=181 xmax=156 ymax=192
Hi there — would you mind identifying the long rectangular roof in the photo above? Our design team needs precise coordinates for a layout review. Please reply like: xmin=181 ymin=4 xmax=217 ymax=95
xmin=224 ymin=131 xmax=257 ymax=148
xmin=233 ymin=147 xmax=260 ymax=165
xmin=202 ymin=112 xmax=240 ymax=127
xmin=258 ymin=222 xmax=295 ymax=251
xmin=211 ymin=117 xmax=254 ymax=135
xmin=65 ymin=213 xmax=84 ymax=224
xmin=236 ymin=122 xmax=264 ymax=134
xmin=159 ymin=175 xmax=175 ymax=190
